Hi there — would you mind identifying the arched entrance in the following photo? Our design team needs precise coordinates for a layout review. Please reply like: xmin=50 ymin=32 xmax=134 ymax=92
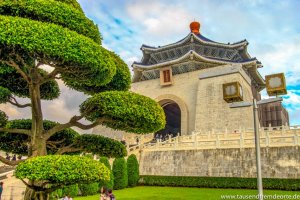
xmin=155 ymin=94 xmax=189 ymax=136
xmin=156 ymin=100 xmax=181 ymax=138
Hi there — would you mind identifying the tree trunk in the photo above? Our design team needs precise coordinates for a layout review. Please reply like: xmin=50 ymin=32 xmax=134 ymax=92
xmin=29 ymin=79 xmax=45 ymax=157
xmin=24 ymin=188 xmax=49 ymax=200
xmin=36 ymin=192 xmax=49 ymax=200
xmin=24 ymin=188 xmax=35 ymax=200
xmin=24 ymin=69 xmax=47 ymax=200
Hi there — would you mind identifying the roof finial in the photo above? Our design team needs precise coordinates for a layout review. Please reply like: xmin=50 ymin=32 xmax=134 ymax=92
xmin=190 ymin=21 xmax=200 ymax=34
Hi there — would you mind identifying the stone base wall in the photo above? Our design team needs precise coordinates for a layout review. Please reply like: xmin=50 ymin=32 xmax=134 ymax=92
xmin=139 ymin=147 xmax=300 ymax=179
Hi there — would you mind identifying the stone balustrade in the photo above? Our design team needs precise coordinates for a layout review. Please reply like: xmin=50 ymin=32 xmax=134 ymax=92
xmin=128 ymin=125 xmax=300 ymax=153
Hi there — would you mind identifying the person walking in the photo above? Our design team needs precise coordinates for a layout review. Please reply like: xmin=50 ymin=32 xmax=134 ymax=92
xmin=107 ymin=189 xmax=115 ymax=200
xmin=0 ymin=182 xmax=3 ymax=200
xmin=100 ymin=186 xmax=108 ymax=200
xmin=62 ymin=194 xmax=72 ymax=200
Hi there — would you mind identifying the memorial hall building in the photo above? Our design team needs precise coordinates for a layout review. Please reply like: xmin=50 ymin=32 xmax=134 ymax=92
xmin=93 ymin=21 xmax=289 ymax=139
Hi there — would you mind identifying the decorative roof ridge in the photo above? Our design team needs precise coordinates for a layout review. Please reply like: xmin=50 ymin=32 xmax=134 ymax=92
xmin=132 ymin=50 xmax=258 ymax=69
xmin=141 ymin=33 xmax=191 ymax=51
xmin=141 ymin=33 xmax=249 ymax=53
xmin=194 ymin=34 xmax=248 ymax=47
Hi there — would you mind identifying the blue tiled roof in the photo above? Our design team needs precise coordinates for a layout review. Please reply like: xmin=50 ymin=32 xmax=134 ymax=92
xmin=195 ymin=34 xmax=217 ymax=43
xmin=133 ymin=53 xmax=257 ymax=67
xmin=195 ymin=34 xmax=247 ymax=45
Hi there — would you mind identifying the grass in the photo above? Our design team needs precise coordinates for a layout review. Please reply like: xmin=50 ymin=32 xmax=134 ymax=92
xmin=75 ymin=186 xmax=300 ymax=200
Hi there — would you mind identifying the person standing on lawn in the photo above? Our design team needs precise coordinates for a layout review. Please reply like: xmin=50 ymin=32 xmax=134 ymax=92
xmin=0 ymin=182 xmax=3 ymax=200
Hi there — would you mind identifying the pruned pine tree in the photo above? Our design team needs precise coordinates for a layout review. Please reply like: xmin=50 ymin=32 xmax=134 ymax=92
xmin=0 ymin=0 xmax=166 ymax=199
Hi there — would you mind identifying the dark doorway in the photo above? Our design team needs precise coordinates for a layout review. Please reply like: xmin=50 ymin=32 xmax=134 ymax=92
xmin=155 ymin=101 xmax=181 ymax=139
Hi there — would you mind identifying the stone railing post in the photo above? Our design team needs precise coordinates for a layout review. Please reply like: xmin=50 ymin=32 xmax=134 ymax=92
xmin=240 ymin=131 xmax=244 ymax=148
xmin=174 ymin=136 xmax=179 ymax=149
xmin=193 ymin=133 xmax=198 ymax=147
xmin=266 ymin=132 xmax=270 ymax=147
xmin=225 ymin=127 xmax=228 ymax=139
xmin=155 ymin=140 xmax=159 ymax=150
xmin=281 ymin=126 xmax=285 ymax=136
xmin=216 ymin=134 xmax=220 ymax=149
xmin=268 ymin=123 xmax=272 ymax=131
xmin=294 ymin=131 xmax=299 ymax=146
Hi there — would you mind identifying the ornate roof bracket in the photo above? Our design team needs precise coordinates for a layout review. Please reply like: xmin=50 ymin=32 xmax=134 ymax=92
xmin=141 ymin=33 xmax=248 ymax=52
xmin=133 ymin=50 xmax=258 ymax=70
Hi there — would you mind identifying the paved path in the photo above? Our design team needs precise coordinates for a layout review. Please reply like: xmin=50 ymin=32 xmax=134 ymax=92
xmin=1 ymin=171 xmax=25 ymax=200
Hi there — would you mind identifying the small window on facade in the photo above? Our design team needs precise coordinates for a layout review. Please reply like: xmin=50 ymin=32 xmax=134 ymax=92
xmin=160 ymin=67 xmax=173 ymax=86
xmin=163 ymin=70 xmax=170 ymax=83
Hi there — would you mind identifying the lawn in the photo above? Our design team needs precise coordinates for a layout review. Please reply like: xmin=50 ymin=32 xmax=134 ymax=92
xmin=75 ymin=186 xmax=300 ymax=200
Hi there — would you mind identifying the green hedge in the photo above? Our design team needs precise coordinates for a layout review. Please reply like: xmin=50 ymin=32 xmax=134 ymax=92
xmin=127 ymin=154 xmax=139 ymax=187
xmin=99 ymin=157 xmax=114 ymax=189
xmin=0 ymin=110 xmax=8 ymax=127
xmin=50 ymin=189 xmax=63 ymax=200
xmin=113 ymin=158 xmax=128 ymax=190
xmin=139 ymin=176 xmax=300 ymax=191
xmin=78 ymin=182 xmax=99 ymax=196
xmin=62 ymin=184 xmax=79 ymax=197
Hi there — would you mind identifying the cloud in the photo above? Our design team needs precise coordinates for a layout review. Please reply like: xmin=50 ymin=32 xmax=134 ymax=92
xmin=256 ymin=37 xmax=300 ymax=86
xmin=283 ymin=90 xmax=300 ymax=126
xmin=3 ymin=0 xmax=296 ymax=129
xmin=78 ymin=0 xmax=300 ymax=125
xmin=126 ymin=1 xmax=193 ymax=38
xmin=0 ymin=104 xmax=23 ymax=119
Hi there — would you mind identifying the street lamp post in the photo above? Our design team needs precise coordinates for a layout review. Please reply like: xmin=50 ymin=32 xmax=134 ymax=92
xmin=229 ymin=97 xmax=283 ymax=200
xmin=253 ymin=98 xmax=263 ymax=200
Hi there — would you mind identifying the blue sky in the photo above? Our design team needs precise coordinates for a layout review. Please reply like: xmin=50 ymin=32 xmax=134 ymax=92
xmin=0 ymin=0 xmax=298 ymax=129
xmin=78 ymin=0 xmax=300 ymax=126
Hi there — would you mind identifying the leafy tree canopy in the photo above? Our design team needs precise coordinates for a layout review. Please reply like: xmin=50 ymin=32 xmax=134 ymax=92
xmin=80 ymin=91 xmax=166 ymax=134
xmin=0 ymin=119 xmax=127 ymax=157
xmin=0 ymin=68 xmax=60 ymax=100
xmin=15 ymin=155 xmax=110 ymax=192
xmin=0 ymin=0 xmax=166 ymax=198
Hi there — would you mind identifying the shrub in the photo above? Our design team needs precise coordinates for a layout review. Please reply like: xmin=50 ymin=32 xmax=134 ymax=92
xmin=139 ymin=176 xmax=300 ymax=191
xmin=62 ymin=184 xmax=79 ymax=197
xmin=112 ymin=158 xmax=128 ymax=189
xmin=15 ymin=155 xmax=110 ymax=185
xmin=0 ymin=110 xmax=8 ymax=128
xmin=127 ymin=154 xmax=139 ymax=187
xmin=99 ymin=157 xmax=114 ymax=189
xmin=49 ymin=189 xmax=62 ymax=200
xmin=79 ymin=182 xmax=99 ymax=196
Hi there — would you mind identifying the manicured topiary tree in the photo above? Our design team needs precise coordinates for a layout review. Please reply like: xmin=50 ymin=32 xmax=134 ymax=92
xmin=127 ymin=154 xmax=140 ymax=187
xmin=0 ymin=0 xmax=165 ymax=199
xmin=112 ymin=158 xmax=128 ymax=190
xmin=0 ymin=0 xmax=165 ymax=161
xmin=78 ymin=155 xmax=103 ymax=196
xmin=99 ymin=157 xmax=114 ymax=189
xmin=0 ymin=119 xmax=127 ymax=157
xmin=15 ymin=155 xmax=110 ymax=199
